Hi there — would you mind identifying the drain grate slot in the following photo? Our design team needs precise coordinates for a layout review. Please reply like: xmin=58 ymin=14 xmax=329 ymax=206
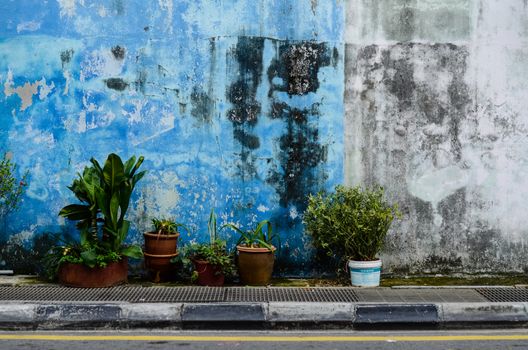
xmin=476 ymin=288 xmax=528 ymax=302
xmin=355 ymin=288 xmax=488 ymax=303
xmin=225 ymin=287 xmax=359 ymax=302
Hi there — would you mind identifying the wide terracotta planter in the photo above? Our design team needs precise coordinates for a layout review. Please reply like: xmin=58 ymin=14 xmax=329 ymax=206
xmin=236 ymin=245 xmax=275 ymax=286
xmin=143 ymin=232 xmax=179 ymax=282
xmin=58 ymin=258 xmax=128 ymax=288
xmin=192 ymin=259 xmax=225 ymax=286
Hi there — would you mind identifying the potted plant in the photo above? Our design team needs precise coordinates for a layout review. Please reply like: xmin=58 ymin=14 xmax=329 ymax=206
xmin=56 ymin=153 xmax=146 ymax=287
xmin=224 ymin=219 xmax=279 ymax=286
xmin=304 ymin=185 xmax=400 ymax=287
xmin=143 ymin=218 xmax=186 ymax=282
xmin=184 ymin=209 xmax=235 ymax=286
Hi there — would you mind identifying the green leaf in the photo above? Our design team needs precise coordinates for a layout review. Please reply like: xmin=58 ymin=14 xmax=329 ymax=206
xmin=94 ymin=185 xmax=108 ymax=217
xmin=123 ymin=156 xmax=136 ymax=177
xmin=109 ymin=192 xmax=120 ymax=230
xmin=90 ymin=157 xmax=104 ymax=178
xmin=117 ymin=220 xmax=130 ymax=247
xmin=80 ymin=250 xmax=97 ymax=268
xmin=102 ymin=153 xmax=125 ymax=191
xmin=119 ymin=182 xmax=132 ymax=223
xmin=79 ymin=228 xmax=91 ymax=246
xmin=58 ymin=204 xmax=92 ymax=221
xmin=129 ymin=156 xmax=144 ymax=177
xmin=131 ymin=170 xmax=146 ymax=188
xmin=120 ymin=245 xmax=143 ymax=259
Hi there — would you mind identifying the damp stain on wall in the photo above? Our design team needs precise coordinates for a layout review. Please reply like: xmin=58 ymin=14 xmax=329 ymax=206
xmin=225 ymin=37 xmax=338 ymax=211
xmin=0 ymin=1 xmax=344 ymax=275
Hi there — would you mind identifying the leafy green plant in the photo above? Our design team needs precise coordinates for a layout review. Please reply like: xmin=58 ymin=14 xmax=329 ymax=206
xmin=176 ymin=209 xmax=235 ymax=280
xmin=151 ymin=218 xmax=185 ymax=236
xmin=0 ymin=154 xmax=28 ymax=221
xmin=57 ymin=153 xmax=146 ymax=268
xmin=304 ymin=185 xmax=400 ymax=264
xmin=185 ymin=239 xmax=235 ymax=277
xmin=223 ymin=219 xmax=279 ymax=250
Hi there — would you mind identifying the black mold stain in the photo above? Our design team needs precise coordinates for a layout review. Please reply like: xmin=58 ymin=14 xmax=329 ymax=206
xmin=268 ymin=121 xmax=327 ymax=208
xmin=227 ymin=81 xmax=261 ymax=125
xmin=270 ymin=101 xmax=320 ymax=124
xmin=105 ymin=78 xmax=129 ymax=91
xmin=233 ymin=129 xmax=260 ymax=150
xmin=191 ymin=87 xmax=214 ymax=123
xmin=268 ymin=41 xmax=331 ymax=96
xmin=266 ymin=40 xmax=333 ymax=209
xmin=226 ymin=37 xmax=264 ymax=124
xmin=467 ymin=225 xmax=501 ymax=270
xmin=383 ymin=51 xmax=416 ymax=108
xmin=226 ymin=37 xmax=265 ymax=179
xmin=111 ymin=45 xmax=126 ymax=60
xmin=226 ymin=37 xmax=334 ymax=209
xmin=60 ymin=49 xmax=74 ymax=68
xmin=332 ymin=47 xmax=339 ymax=66
xmin=438 ymin=188 xmax=467 ymax=251
xmin=423 ymin=254 xmax=463 ymax=274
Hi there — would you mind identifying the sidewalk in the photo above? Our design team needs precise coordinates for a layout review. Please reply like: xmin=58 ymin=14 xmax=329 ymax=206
xmin=1 ymin=279 xmax=528 ymax=330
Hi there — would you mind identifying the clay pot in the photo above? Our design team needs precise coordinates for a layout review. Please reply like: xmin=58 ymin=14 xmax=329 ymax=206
xmin=236 ymin=245 xmax=275 ymax=286
xmin=192 ymin=259 xmax=225 ymax=286
xmin=58 ymin=258 xmax=128 ymax=288
xmin=143 ymin=232 xmax=179 ymax=282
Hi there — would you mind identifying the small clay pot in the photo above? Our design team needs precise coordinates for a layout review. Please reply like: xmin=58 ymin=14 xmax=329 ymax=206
xmin=58 ymin=258 xmax=128 ymax=288
xmin=143 ymin=232 xmax=179 ymax=282
xmin=236 ymin=245 xmax=275 ymax=286
xmin=192 ymin=259 xmax=225 ymax=286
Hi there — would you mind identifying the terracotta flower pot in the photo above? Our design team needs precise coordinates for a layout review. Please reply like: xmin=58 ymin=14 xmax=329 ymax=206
xmin=236 ymin=245 xmax=275 ymax=286
xmin=143 ymin=232 xmax=179 ymax=282
xmin=58 ymin=258 xmax=128 ymax=288
xmin=192 ymin=259 xmax=225 ymax=286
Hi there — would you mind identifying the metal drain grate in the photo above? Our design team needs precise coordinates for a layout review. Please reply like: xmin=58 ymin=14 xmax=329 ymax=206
xmin=226 ymin=287 xmax=359 ymax=302
xmin=476 ymin=288 xmax=528 ymax=302
xmin=0 ymin=286 xmax=358 ymax=303
xmin=355 ymin=288 xmax=489 ymax=303
xmin=0 ymin=286 xmax=226 ymax=303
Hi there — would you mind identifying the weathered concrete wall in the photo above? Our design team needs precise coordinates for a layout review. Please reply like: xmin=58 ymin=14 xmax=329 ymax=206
xmin=3 ymin=0 xmax=527 ymax=276
xmin=346 ymin=0 xmax=528 ymax=273
xmin=0 ymin=1 xmax=344 ymax=274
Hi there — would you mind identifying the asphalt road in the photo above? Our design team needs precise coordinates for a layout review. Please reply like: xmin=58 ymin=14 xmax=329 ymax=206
xmin=1 ymin=330 xmax=528 ymax=350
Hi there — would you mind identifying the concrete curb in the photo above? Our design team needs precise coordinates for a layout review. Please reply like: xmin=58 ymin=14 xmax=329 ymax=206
xmin=2 ymin=301 xmax=528 ymax=330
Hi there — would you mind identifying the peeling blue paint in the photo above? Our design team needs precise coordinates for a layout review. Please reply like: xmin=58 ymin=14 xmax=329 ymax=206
xmin=0 ymin=0 xmax=344 ymax=275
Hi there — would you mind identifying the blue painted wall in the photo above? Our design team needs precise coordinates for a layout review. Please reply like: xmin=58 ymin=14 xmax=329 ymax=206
xmin=0 ymin=0 xmax=344 ymax=275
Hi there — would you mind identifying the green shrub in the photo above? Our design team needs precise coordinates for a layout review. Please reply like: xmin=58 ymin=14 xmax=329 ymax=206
xmin=0 ymin=154 xmax=28 ymax=221
xmin=304 ymin=185 xmax=400 ymax=264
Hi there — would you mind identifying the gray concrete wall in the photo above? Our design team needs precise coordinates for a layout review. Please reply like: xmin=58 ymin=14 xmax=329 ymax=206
xmin=345 ymin=0 xmax=528 ymax=274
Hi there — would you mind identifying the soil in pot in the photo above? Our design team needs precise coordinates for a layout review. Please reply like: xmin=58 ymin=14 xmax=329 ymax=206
xmin=192 ymin=259 xmax=225 ymax=286
xmin=58 ymin=257 xmax=128 ymax=288
xmin=143 ymin=232 xmax=179 ymax=282
xmin=237 ymin=246 xmax=275 ymax=286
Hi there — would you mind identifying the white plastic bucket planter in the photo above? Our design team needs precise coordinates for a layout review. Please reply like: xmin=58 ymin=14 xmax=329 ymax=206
xmin=348 ymin=259 xmax=382 ymax=287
